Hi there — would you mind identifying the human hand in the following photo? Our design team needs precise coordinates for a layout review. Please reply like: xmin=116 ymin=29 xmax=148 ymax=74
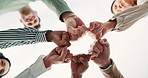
xmin=89 ymin=39 xmax=111 ymax=68
xmin=43 ymin=46 xmax=73 ymax=68
xmin=68 ymin=32 xmax=85 ymax=41
xmin=62 ymin=13 xmax=87 ymax=41
xmin=89 ymin=20 xmax=117 ymax=39
xmin=45 ymin=31 xmax=71 ymax=47
xmin=89 ymin=21 xmax=107 ymax=39
xmin=71 ymin=54 xmax=90 ymax=78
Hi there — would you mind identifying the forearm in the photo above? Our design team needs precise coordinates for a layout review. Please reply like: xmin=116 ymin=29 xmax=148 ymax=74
xmin=100 ymin=59 xmax=124 ymax=78
xmin=103 ymin=19 xmax=117 ymax=32
xmin=42 ymin=0 xmax=73 ymax=21
xmin=72 ymin=73 xmax=82 ymax=78
xmin=15 ymin=55 xmax=51 ymax=78
xmin=0 ymin=27 xmax=49 ymax=49
xmin=99 ymin=59 xmax=112 ymax=69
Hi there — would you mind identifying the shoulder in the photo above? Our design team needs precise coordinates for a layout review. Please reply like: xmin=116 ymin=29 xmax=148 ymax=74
xmin=137 ymin=0 xmax=148 ymax=5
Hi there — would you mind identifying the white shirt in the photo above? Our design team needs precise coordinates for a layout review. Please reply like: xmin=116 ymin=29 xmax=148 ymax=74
xmin=112 ymin=0 xmax=148 ymax=31
xmin=137 ymin=0 xmax=148 ymax=4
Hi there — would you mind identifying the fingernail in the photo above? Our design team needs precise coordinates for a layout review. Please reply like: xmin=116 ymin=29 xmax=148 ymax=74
xmin=104 ymin=39 xmax=107 ymax=42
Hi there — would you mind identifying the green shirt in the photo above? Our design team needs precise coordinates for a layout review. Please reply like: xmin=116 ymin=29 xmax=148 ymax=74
xmin=0 ymin=0 xmax=73 ymax=20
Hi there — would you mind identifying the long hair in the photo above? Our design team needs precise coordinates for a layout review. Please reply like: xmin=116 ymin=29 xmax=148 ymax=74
xmin=111 ymin=0 xmax=115 ymax=14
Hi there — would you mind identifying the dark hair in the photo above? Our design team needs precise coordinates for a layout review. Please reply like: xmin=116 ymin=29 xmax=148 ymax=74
xmin=111 ymin=0 xmax=116 ymax=14
xmin=0 ymin=53 xmax=11 ymax=77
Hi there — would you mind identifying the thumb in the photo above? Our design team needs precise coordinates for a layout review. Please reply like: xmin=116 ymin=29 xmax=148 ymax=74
xmin=67 ymin=26 xmax=79 ymax=34
xmin=80 ymin=57 xmax=89 ymax=68
xmin=60 ymin=37 xmax=70 ymax=47
xmin=59 ymin=47 xmax=68 ymax=61
xmin=100 ymin=38 xmax=109 ymax=47
xmin=76 ymin=25 xmax=87 ymax=34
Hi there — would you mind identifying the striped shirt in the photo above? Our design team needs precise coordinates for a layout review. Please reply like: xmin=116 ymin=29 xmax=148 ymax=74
xmin=0 ymin=27 xmax=50 ymax=49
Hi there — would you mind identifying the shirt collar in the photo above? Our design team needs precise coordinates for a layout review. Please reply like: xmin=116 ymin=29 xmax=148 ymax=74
xmin=137 ymin=0 xmax=148 ymax=5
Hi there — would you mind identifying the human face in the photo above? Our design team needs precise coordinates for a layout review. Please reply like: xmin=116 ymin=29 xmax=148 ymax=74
xmin=20 ymin=11 xmax=40 ymax=28
xmin=0 ymin=59 xmax=10 ymax=76
xmin=112 ymin=0 xmax=135 ymax=14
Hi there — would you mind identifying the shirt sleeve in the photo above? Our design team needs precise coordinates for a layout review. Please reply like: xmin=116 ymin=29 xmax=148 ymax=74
xmin=41 ymin=0 xmax=73 ymax=21
xmin=15 ymin=55 xmax=51 ymax=78
xmin=100 ymin=60 xmax=124 ymax=78
xmin=111 ymin=1 xmax=148 ymax=32
xmin=0 ymin=27 xmax=51 ymax=49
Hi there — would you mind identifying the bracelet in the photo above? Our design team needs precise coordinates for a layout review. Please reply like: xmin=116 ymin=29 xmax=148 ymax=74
xmin=64 ymin=14 xmax=76 ymax=21
xmin=100 ymin=59 xmax=113 ymax=71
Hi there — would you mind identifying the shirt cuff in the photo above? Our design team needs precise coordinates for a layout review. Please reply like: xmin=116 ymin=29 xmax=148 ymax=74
xmin=109 ymin=16 xmax=124 ymax=31
xmin=31 ymin=55 xmax=51 ymax=77
xmin=35 ymin=30 xmax=52 ymax=42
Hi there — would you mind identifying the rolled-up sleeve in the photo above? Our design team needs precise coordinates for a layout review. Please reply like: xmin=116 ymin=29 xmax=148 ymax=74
xmin=41 ymin=0 xmax=73 ymax=21
xmin=0 ymin=27 xmax=50 ymax=49
xmin=15 ymin=55 xmax=51 ymax=78
xmin=112 ymin=1 xmax=148 ymax=32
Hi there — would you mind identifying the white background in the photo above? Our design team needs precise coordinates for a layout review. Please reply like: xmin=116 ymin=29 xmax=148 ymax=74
xmin=0 ymin=0 xmax=148 ymax=78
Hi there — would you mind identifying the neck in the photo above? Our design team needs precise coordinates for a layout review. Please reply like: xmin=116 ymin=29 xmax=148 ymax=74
xmin=19 ymin=5 xmax=33 ymax=15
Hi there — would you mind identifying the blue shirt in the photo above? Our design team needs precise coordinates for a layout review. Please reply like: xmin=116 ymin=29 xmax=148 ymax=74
xmin=0 ymin=0 xmax=72 ymax=20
